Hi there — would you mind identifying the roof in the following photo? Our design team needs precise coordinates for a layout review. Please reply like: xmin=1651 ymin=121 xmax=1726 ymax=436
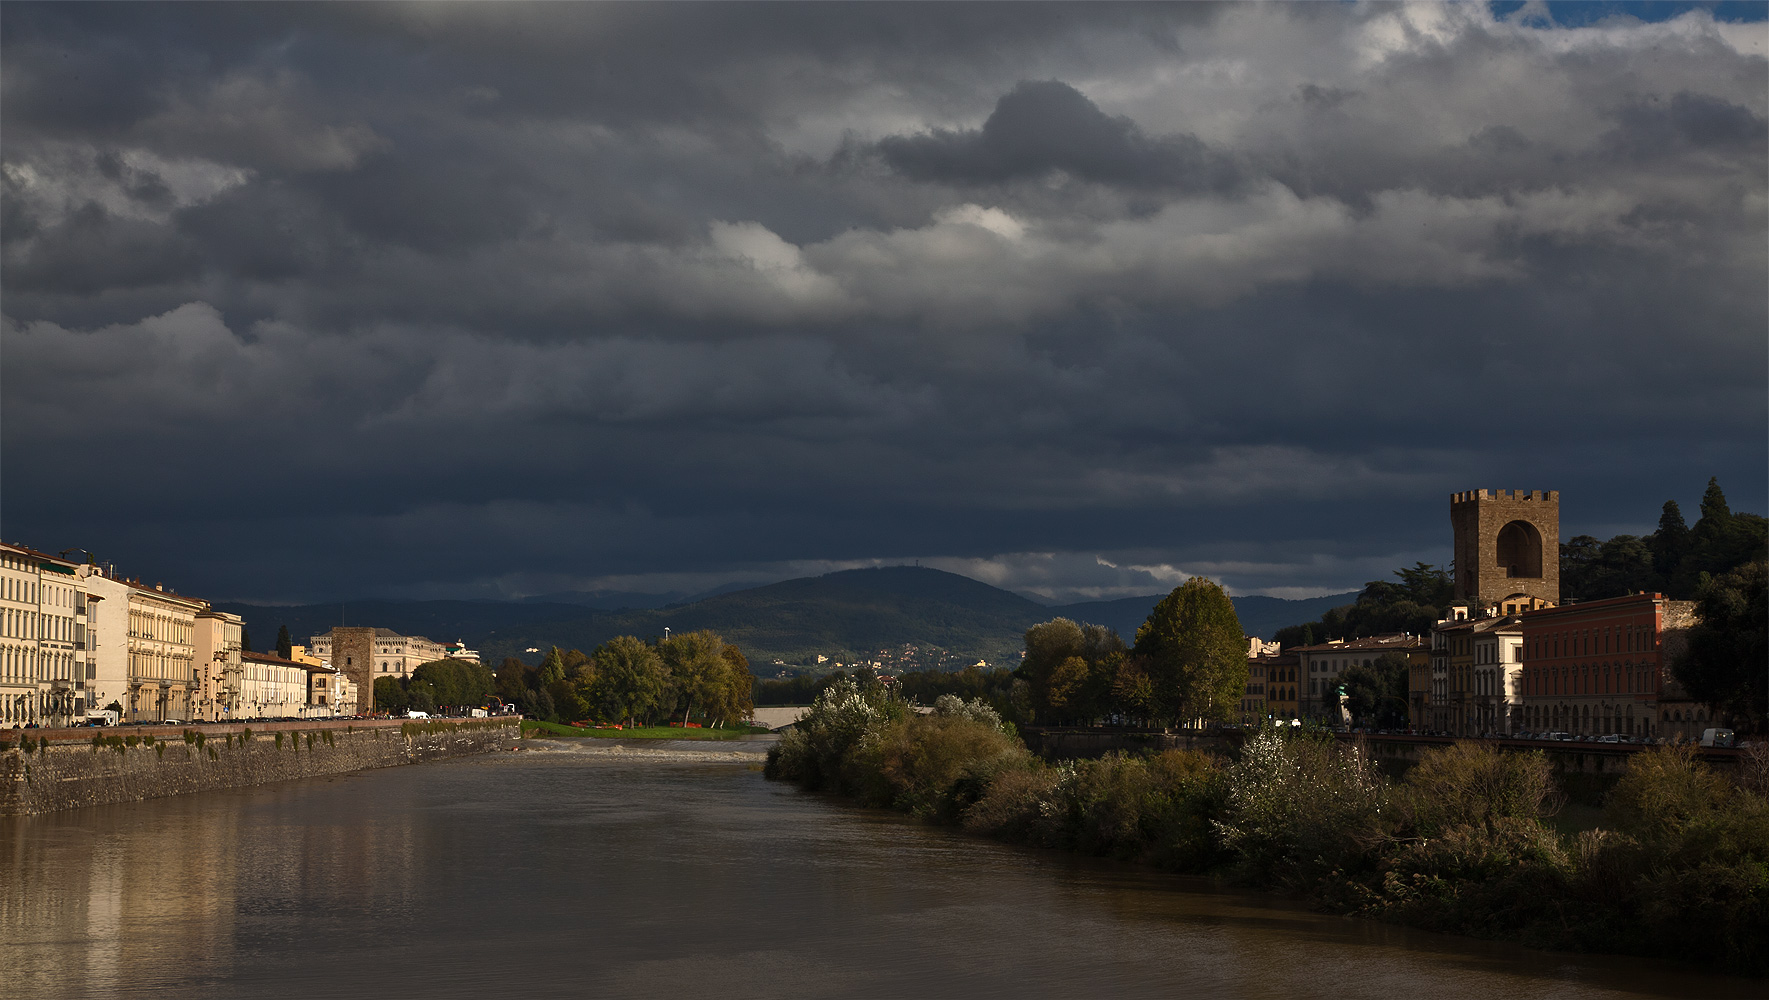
xmin=1518 ymin=593 xmax=1666 ymax=622
xmin=1289 ymin=634 xmax=1424 ymax=654
xmin=242 ymin=650 xmax=337 ymax=673
xmin=0 ymin=542 xmax=81 ymax=571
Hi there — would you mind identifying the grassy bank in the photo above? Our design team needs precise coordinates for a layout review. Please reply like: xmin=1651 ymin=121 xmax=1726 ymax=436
xmin=766 ymin=678 xmax=1769 ymax=977
xmin=520 ymin=720 xmax=769 ymax=740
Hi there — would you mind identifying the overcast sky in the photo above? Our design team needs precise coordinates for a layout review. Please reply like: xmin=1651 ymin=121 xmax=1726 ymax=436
xmin=3 ymin=2 xmax=1765 ymax=605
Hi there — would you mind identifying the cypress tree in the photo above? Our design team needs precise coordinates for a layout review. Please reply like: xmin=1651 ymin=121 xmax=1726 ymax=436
xmin=1650 ymin=499 xmax=1690 ymax=583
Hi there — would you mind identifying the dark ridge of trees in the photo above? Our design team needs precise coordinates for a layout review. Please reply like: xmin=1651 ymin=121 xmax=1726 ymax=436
xmin=1561 ymin=478 xmax=1766 ymax=602
xmin=1274 ymin=562 xmax=1452 ymax=648
xmin=1676 ymin=559 xmax=1769 ymax=732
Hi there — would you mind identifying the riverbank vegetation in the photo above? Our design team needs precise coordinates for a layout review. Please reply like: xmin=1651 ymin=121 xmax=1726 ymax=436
xmin=765 ymin=676 xmax=1769 ymax=975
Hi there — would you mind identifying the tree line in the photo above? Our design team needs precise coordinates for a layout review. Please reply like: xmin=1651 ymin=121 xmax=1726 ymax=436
xmin=1017 ymin=577 xmax=1247 ymax=728
xmin=492 ymin=630 xmax=755 ymax=727
xmin=375 ymin=658 xmax=496 ymax=715
xmin=754 ymin=578 xmax=1250 ymax=731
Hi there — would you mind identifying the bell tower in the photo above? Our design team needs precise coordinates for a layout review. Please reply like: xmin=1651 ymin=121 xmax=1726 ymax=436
xmin=1450 ymin=489 xmax=1560 ymax=613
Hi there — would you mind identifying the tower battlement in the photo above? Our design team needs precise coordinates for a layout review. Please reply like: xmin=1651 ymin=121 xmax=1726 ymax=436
xmin=1450 ymin=489 xmax=1559 ymax=504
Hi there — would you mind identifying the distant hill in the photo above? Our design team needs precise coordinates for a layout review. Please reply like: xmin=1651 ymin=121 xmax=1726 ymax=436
xmin=219 ymin=568 xmax=1359 ymax=668
xmin=211 ymin=599 xmax=594 ymax=652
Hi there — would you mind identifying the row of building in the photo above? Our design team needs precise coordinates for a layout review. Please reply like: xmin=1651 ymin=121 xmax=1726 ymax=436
xmin=0 ymin=542 xmax=471 ymax=728
xmin=1238 ymin=489 xmax=1722 ymax=742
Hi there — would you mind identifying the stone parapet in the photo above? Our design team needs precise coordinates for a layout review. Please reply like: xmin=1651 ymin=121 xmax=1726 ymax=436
xmin=0 ymin=718 xmax=518 ymax=816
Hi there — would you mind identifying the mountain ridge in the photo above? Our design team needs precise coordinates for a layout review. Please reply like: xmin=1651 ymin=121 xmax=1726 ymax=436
xmin=216 ymin=567 xmax=1357 ymax=669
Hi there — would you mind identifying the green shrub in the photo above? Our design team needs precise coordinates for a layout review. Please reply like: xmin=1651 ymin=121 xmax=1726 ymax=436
xmin=964 ymin=766 xmax=1063 ymax=840
xmin=19 ymin=733 xmax=34 ymax=754
xmin=124 ymin=735 xmax=139 ymax=748
xmin=142 ymin=734 xmax=155 ymax=746
xmin=275 ymin=732 xmax=284 ymax=749
xmin=183 ymin=730 xmax=197 ymax=745
xmin=764 ymin=677 xmax=907 ymax=792
xmin=849 ymin=709 xmax=1030 ymax=819
xmin=1396 ymin=742 xmax=1561 ymax=838
xmin=1214 ymin=727 xmax=1387 ymax=888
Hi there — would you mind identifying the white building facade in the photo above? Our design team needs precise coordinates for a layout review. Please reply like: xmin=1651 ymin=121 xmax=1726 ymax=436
xmin=0 ymin=544 xmax=87 ymax=727
xmin=1470 ymin=621 xmax=1524 ymax=735
xmin=84 ymin=573 xmax=207 ymax=723
xmin=193 ymin=610 xmax=245 ymax=722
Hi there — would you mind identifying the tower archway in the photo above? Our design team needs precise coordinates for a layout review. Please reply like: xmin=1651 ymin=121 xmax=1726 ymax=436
xmin=1496 ymin=520 xmax=1543 ymax=579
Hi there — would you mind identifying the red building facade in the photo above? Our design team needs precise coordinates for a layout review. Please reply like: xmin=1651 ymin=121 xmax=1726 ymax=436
xmin=1517 ymin=593 xmax=1697 ymax=738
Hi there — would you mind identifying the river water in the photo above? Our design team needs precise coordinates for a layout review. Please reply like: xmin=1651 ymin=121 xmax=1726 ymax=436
xmin=2 ymin=740 xmax=1758 ymax=999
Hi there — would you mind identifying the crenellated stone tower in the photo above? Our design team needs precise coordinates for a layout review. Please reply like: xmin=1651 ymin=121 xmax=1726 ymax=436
xmin=1450 ymin=489 xmax=1560 ymax=614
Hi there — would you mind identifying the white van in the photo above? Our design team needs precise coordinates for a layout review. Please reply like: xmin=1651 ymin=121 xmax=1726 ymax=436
xmin=83 ymin=710 xmax=119 ymax=727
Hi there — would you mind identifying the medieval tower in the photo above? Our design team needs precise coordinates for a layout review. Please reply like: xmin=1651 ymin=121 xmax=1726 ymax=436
xmin=1450 ymin=489 xmax=1560 ymax=613
xmin=328 ymin=626 xmax=378 ymax=714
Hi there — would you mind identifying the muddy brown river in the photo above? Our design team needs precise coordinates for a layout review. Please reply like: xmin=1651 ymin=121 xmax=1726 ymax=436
xmin=1 ymin=740 xmax=1758 ymax=998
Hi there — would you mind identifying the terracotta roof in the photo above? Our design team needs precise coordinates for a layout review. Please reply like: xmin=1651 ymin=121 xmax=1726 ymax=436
xmin=242 ymin=650 xmax=336 ymax=673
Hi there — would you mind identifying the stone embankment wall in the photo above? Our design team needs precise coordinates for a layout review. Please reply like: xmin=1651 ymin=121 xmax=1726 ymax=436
xmin=0 ymin=718 xmax=518 ymax=817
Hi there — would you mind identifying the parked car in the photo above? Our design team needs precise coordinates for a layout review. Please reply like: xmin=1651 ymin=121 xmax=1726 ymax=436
xmin=1700 ymin=728 xmax=1736 ymax=748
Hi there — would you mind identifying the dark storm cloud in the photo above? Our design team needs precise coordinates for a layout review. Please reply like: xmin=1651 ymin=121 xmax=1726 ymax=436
xmin=875 ymin=80 xmax=1244 ymax=193
xmin=2 ymin=2 xmax=1763 ymax=604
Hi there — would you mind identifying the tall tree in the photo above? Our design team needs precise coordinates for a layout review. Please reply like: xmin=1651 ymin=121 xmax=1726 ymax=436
xmin=659 ymin=631 xmax=732 ymax=726
xmin=275 ymin=625 xmax=293 ymax=660
xmin=1650 ymin=500 xmax=1691 ymax=584
xmin=495 ymin=657 xmax=531 ymax=706
xmin=1018 ymin=618 xmax=1084 ymax=721
xmin=240 ymin=626 xmax=253 ymax=653
xmin=374 ymin=675 xmax=409 ymax=714
xmin=1132 ymin=578 xmax=1247 ymax=725
xmin=1342 ymin=652 xmax=1409 ymax=729
xmin=590 ymin=636 xmax=666 ymax=726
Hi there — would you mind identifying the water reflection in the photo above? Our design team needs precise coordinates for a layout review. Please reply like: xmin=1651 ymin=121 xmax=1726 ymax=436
xmin=3 ymin=750 xmax=1758 ymax=999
